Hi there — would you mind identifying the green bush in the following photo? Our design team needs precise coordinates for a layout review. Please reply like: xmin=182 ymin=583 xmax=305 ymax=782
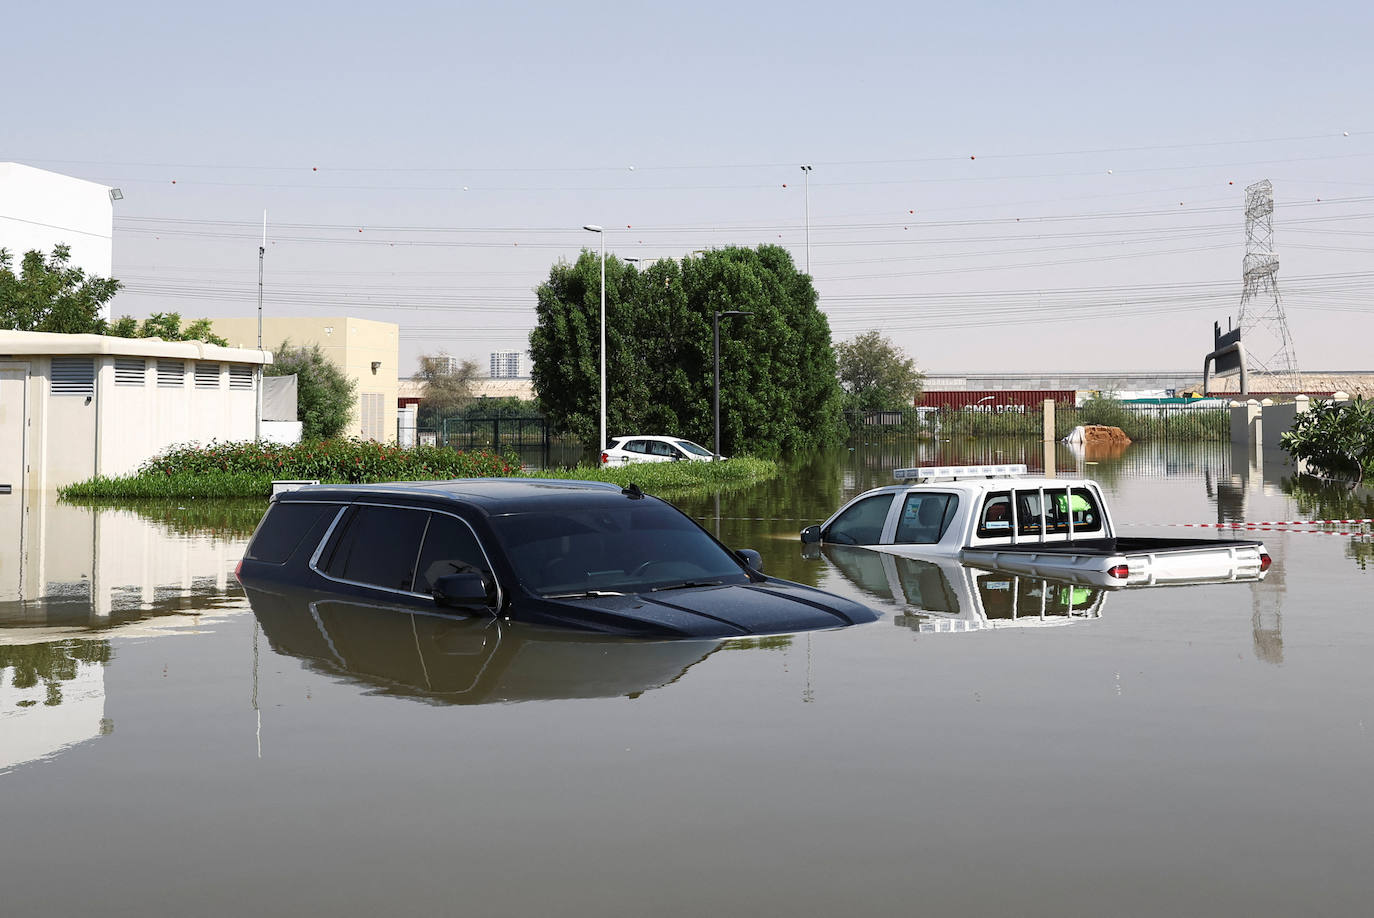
xmin=1281 ymin=397 xmax=1374 ymax=479
xmin=60 ymin=439 xmax=519 ymax=499
xmin=59 ymin=441 xmax=777 ymax=500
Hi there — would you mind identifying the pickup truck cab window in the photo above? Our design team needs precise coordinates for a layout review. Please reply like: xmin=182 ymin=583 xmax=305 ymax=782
xmin=894 ymin=493 xmax=958 ymax=545
xmin=976 ymin=492 xmax=1013 ymax=539
xmin=823 ymin=494 xmax=895 ymax=545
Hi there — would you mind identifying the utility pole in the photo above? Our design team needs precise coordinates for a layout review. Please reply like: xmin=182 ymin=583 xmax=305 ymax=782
xmin=255 ymin=211 xmax=265 ymax=441
xmin=799 ymin=164 xmax=813 ymax=274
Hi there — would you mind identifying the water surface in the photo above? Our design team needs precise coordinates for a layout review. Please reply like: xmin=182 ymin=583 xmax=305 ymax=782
xmin=3 ymin=441 xmax=1371 ymax=916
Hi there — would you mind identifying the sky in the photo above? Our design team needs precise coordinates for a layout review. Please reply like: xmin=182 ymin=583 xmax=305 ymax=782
xmin=5 ymin=0 xmax=1372 ymax=376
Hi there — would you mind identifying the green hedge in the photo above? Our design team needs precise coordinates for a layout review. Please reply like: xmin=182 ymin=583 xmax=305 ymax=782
xmin=59 ymin=440 xmax=778 ymax=500
xmin=60 ymin=439 xmax=518 ymax=499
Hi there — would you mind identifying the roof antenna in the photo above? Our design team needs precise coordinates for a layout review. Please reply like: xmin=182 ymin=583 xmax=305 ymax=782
xmin=622 ymin=482 xmax=644 ymax=500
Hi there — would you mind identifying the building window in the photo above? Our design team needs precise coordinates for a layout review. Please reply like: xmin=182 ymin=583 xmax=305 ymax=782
xmin=360 ymin=392 xmax=384 ymax=440
xmin=114 ymin=358 xmax=146 ymax=386
xmin=51 ymin=357 xmax=95 ymax=397
xmin=157 ymin=360 xmax=185 ymax=388
xmin=229 ymin=365 xmax=254 ymax=390
xmin=194 ymin=362 xmax=222 ymax=389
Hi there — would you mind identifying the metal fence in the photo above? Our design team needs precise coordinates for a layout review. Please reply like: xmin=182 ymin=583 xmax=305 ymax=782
xmin=846 ymin=404 xmax=1231 ymax=441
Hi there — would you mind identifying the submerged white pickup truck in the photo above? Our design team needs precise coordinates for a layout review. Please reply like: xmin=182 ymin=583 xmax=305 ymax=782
xmin=801 ymin=464 xmax=1271 ymax=588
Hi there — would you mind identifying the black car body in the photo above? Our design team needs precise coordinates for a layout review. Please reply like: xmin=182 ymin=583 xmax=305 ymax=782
xmin=237 ymin=478 xmax=878 ymax=638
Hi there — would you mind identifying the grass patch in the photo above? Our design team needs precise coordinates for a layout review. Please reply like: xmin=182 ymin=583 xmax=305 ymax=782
xmin=530 ymin=457 xmax=778 ymax=495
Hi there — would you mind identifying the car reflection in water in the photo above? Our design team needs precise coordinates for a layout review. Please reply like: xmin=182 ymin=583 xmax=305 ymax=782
xmin=808 ymin=545 xmax=1107 ymax=634
xmin=245 ymin=585 xmax=722 ymax=705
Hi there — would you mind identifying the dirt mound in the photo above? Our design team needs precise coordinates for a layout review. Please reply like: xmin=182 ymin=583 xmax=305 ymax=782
xmin=1081 ymin=425 xmax=1131 ymax=446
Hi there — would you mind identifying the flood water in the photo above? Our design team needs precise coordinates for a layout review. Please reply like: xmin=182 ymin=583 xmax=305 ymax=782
xmin=3 ymin=440 xmax=1372 ymax=917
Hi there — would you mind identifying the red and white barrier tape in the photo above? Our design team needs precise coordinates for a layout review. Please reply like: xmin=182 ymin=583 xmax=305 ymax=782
xmin=1163 ymin=520 xmax=1373 ymax=528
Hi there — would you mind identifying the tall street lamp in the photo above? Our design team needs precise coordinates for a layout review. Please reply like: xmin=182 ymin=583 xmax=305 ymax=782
xmin=583 ymin=224 xmax=606 ymax=455
xmin=799 ymin=164 xmax=813 ymax=274
xmin=714 ymin=310 xmax=754 ymax=461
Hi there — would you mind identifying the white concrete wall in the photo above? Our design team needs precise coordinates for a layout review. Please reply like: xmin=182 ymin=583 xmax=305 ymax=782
xmin=0 ymin=331 xmax=269 ymax=489
xmin=96 ymin=358 xmax=257 ymax=477
xmin=0 ymin=163 xmax=114 ymax=293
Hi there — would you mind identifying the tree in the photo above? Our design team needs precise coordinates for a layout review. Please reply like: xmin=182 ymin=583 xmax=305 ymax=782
xmin=107 ymin=312 xmax=228 ymax=346
xmin=0 ymin=244 xmax=121 ymax=333
xmin=530 ymin=245 xmax=844 ymax=455
xmin=1 ymin=244 xmax=224 ymax=344
xmin=266 ymin=341 xmax=357 ymax=440
xmin=413 ymin=353 xmax=480 ymax=430
xmin=834 ymin=331 xmax=924 ymax=414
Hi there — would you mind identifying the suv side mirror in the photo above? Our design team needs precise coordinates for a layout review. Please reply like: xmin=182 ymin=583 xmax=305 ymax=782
xmin=433 ymin=572 xmax=493 ymax=609
xmin=735 ymin=548 xmax=764 ymax=572
xmin=800 ymin=525 xmax=822 ymax=544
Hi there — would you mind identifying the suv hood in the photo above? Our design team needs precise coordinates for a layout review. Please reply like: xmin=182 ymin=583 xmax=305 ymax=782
xmin=528 ymin=579 xmax=879 ymax=638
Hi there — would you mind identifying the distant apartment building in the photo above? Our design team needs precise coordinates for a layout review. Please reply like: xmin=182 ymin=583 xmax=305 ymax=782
xmin=211 ymin=316 xmax=399 ymax=441
xmin=490 ymin=350 xmax=524 ymax=379
xmin=0 ymin=162 xmax=118 ymax=320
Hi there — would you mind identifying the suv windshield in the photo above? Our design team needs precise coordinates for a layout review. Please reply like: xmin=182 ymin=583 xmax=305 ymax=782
xmin=488 ymin=500 xmax=750 ymax=596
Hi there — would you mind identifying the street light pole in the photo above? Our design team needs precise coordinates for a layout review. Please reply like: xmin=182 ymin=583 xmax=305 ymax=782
xmin=799 ymin=164 xmax=813 ymax=274
xmin=713 ymin=310 xmax=754 ymax=461
xmin=255 ymin=210 xmax=266 ymax=441
xmin=582 ymin=224 xmax=606 ymax=455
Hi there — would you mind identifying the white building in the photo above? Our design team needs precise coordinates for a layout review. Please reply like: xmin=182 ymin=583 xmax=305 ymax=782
xmin=0 ymin=163 xmax=117 ymax=318
xmin=490 ymin=350 xmax=524 ymax=379
xmin=0 ymin=330 xmax=270 ymax=490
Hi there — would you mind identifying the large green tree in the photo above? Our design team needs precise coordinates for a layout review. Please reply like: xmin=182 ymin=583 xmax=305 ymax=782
xmin=834 ymin=331 xmax=924 ymax=413
xmin=267 ymin=341 xmax=357 ymax=440
xmin=0 ymin=244 xmax=121 ymax=333
xmin=529 ymin=245 xmax=843 ymax=455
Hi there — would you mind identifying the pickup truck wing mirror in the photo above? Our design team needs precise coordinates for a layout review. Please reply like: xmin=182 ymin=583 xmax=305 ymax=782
xmin=433 ymin=572 xmax=494 ymax=609
xmin=735 ymin=548 xmax=764 ymax=572
xmin=800 ymin=525 xmax=822 ymax=544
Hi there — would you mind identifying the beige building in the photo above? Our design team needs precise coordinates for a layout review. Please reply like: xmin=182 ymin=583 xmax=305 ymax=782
xmin=212 ymin=316 xmax=399 ymax=441
xmin=0 ymin=330 xmax=269 ymax=491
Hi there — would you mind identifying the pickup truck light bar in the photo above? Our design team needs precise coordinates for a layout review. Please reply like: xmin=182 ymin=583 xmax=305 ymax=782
xmin=894 ymin=464 xmax=1029 ymax=482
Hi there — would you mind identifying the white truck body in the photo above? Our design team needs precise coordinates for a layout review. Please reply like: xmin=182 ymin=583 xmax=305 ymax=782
xmin=804 ymin=465 xmax=1270 ymax=589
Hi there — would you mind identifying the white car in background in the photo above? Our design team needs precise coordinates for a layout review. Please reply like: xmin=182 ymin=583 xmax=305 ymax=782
xmin=601 ymin=435 xmax=719 ymax=465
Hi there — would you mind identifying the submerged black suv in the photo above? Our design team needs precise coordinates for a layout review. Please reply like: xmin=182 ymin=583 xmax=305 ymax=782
xmin=237 ymin=479 xmax=877 ymax=638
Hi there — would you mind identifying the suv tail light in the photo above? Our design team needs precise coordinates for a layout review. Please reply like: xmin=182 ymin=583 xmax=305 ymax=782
xmin=234 ymin=559 xmax=244 ymax=582
xmin=1259 ymin=553 xmax=1272 ymax=572
xmin=600 ymin=452 xmax=609 ymax=465
xmin=1106 ymin=563 xmax=1129 ymax=580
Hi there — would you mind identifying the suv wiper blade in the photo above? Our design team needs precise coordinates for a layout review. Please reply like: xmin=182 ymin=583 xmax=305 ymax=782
xmin=544 ymin=589 xmax=627 ymax=599
xmin=650 ymin=580 xmax=723 ymax=592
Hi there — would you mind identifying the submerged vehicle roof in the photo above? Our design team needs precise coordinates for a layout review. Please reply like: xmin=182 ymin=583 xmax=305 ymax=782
xmin=273 ymin=477 xmax=636 ymax=512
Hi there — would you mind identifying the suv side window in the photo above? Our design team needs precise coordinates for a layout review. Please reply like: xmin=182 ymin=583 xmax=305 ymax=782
xmin=894 ymin=493 xmax=959 ymax=545
xmin=976 ymin=492 xmax=1013 ymax=539
xmin=823 ymin=494 xmax=894 ymax=545
xmin=649 ymin=440 xmax=677 ymax=458
xmin=322 ymin=505 xmax=430 ymax=592
xmin=626 ymin=440 xmax=649 ymax=454
xmin=246 ymin=502 xmax=336 ymax=563
xmin=414 ymin=513 xmax=491 ymax=594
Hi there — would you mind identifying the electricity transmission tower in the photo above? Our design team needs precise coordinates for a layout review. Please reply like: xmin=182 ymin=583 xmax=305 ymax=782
xmin=1236 ymin=180 xmax=1302 ymax=391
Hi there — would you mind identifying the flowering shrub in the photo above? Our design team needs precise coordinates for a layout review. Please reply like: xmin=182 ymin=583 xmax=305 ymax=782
xmin=141 ymin=439 xmax=516 ymax=483
xmin=62 ymin=440 xmax=518 ymax=499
